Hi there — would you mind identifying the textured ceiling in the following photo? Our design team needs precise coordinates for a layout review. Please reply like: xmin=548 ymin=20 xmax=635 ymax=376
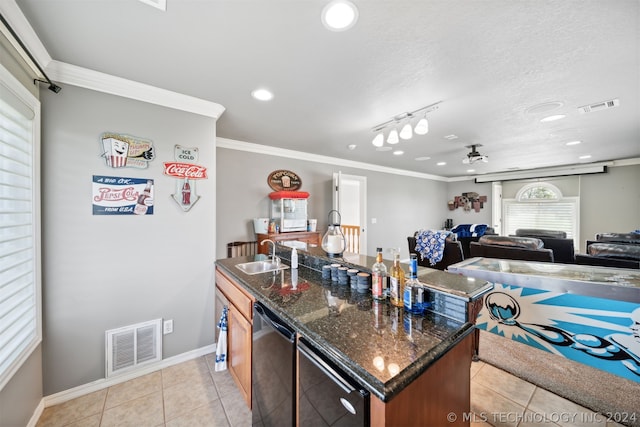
xmin=12 ymin=0 xmax=640 ymax=178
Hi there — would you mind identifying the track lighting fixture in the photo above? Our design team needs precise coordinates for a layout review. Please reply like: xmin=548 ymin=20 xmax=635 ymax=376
xmin=414 ymin=114 xmax=429 ymax=135
xmin=387 ymin=127 xmax=399 ymax=144
xmin=399 ymin=120 xmax=413 ymax=140
xmin=371 ymin=101 xmax=441 ymax=147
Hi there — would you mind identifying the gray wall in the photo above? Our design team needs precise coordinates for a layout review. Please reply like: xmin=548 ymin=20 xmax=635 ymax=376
xmin=0 ymin=34 xmax=43 ymax=427
xmin=498 ymin=166 xmax=640 ymax=251
xmin=444 ymin=180 xmax=493 ymax=227
xmin=580 ymin=165 xmax=640 ymax=244
xmin=216 ymin=147 xmax=450 ymax=260
xmin=40 ymin=85 xmax=217 ymax=395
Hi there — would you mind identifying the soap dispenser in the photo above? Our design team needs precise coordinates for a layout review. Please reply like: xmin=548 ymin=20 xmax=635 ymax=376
xmin=291 ymin=247 xmax=298 ymax=269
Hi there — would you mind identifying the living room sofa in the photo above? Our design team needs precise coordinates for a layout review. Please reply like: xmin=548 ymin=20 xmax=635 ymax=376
xmin=514 ymin=229 xmax=576 ymax=264
xmin=408 ymin=235 xmax=464 ymax=271
xmin=575 ymin=236 xmax=640 ymax=269
xmin=470 ymin=235 xmax=554 ymax=263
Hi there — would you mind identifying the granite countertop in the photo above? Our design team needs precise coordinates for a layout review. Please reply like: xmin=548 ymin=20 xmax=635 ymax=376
xmin=215 ymin=254 xmax=482 ymax=402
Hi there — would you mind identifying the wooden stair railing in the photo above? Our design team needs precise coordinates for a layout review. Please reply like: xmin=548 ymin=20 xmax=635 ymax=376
xmin=341 ymin=225 xmax=361 ymax=254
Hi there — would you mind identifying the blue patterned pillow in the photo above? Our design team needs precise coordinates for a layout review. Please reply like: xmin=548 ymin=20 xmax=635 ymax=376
xmin=415 ymin=229 xmax=452 ymax=266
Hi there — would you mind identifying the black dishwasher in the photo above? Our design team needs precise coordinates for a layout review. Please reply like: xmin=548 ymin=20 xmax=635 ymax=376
xmin=252 ymin=302 xmax=296 ymax=426
xmin=298 ymin=337 xmax=370 ymax=426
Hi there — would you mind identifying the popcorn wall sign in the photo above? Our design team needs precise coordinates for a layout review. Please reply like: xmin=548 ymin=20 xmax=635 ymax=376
xmin=100 ymin=132 xmax=156 ymax=169
xmin=163 ymin=145 xmax=207 ymax=212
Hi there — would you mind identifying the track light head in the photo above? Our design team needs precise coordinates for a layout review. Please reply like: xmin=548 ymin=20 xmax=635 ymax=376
xmin=414 ymin=116 xmax=429 ymax=135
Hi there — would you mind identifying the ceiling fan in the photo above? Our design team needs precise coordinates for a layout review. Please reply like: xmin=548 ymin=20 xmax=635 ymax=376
xmin=463 ymin=144 xmax=489 ymax=164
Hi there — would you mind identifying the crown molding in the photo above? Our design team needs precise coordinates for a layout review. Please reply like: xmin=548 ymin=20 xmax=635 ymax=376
xmin=0 ymin=0 xmax=52 ymax=69
xmin=0 ymin=0 xmax=224 ymax=118
xmin=216 ymin=137 xmax=449 ymax=182
xmin=45 ymin=60 xmax=225 ymax=119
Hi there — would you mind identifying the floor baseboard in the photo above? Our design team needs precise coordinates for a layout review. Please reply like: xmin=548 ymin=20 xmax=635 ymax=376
xmin=42 ymin=344 xmax=216 ymax=408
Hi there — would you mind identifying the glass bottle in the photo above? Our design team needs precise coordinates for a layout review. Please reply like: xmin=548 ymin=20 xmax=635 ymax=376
xmin=133 ymin=180 xmax=152 ymax=215
xmin=371 ymin=247 xmax=387 ymax=301
xmin=389 ymin=250 xmax=405 ymax=307
xmin=403 ymin=254 xmax=423 ymax=315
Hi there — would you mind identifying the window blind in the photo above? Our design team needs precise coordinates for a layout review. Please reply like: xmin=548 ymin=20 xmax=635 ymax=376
xmin=0 ymin=65 xmax=41 ymax=392
xmin=503 ymin=199 xmax=579 ymax=247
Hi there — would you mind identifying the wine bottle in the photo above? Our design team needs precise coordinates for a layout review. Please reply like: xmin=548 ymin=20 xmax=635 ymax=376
xmin=371 ymin=247 xmax=388 ymax=301
xmin=389 ymin=249 xmax=405 ymax=307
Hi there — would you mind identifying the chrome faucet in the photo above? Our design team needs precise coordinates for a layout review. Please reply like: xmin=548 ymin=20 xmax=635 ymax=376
xmin=260 ymin=239 xmax=280 ymax=265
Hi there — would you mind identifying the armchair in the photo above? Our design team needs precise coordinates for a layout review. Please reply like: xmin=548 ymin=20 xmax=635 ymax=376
xmin=514 ymin=229 xmax=575 ymax=264
xmin=470 ymin=235 xmax=554 ymax=262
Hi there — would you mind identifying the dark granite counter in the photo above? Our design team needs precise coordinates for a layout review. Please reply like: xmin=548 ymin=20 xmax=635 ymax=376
xmin=216 ymin=250 xmax=491 ymax=402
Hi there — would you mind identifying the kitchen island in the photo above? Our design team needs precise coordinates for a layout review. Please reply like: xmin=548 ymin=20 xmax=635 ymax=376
xmin=215 ymin=248 xmax=492 ymax=426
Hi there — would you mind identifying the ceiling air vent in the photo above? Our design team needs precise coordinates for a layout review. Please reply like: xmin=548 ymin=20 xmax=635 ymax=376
xmin=577 ymin=99 xmax=620 ymax=114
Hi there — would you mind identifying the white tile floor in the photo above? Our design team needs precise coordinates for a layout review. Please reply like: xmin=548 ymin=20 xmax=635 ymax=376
xmin=35 ymin=354 xmax=626 ymax=427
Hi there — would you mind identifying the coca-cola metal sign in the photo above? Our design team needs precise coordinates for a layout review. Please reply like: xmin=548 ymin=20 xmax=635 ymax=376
xmin=165 ymin=145 xmax=206 ymax=212
xmin=163 ymin=162 xmax=208 ymax=179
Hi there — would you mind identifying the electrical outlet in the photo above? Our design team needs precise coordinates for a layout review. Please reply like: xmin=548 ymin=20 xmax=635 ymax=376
xmin=163 ymin=319 xmax=173 ymax=335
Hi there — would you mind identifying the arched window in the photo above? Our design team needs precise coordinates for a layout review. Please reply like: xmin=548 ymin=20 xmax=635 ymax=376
xmin=503 ymin=182 xmax=579 ymax=247
xmin=516 ymin=182 xmax=562 ymax=201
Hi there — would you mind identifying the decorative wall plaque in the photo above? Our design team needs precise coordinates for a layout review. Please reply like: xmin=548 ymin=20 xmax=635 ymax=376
xmin=267 ymin=170 xmax=302 ymax=191
xmin=100 ymin=132 xmax=155 ymax=169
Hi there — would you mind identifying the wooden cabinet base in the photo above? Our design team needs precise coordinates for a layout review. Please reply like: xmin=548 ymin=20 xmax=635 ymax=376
xmin=370 ymin=333 xmax=473 ymax=427
xmin=215 ymin=268 xmax=255 ymax=409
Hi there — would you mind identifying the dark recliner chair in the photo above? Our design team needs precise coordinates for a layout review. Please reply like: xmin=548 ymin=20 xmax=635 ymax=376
xmin=575 ymin=240 xmax=640 ymax=269
xmin=514 ymin=229 xmax=575 ymax=264
xmin=408 ymin=236 xmax=464 ymax=271
xmin=470 ymin=235 xmax=554 ymax=263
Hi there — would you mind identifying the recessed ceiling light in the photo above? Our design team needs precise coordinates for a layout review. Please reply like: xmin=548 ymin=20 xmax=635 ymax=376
xmin=525 ymin=101 xmax=564 ymax=115
xmin=540 ymin=114 xmax=566 ymax=123
xmin=565 ymin=140 xmax=582 ymax=146
xmin=436 ymin=161 xmax=446 ymax=166
xmin=321 ymin=0 xmax=359 ymax=31
xmin=393 ymin=150 xmax=404 ymax=156
xmin=347 ymin=144 xmax=357 ymax=150
xmin=444 ymin=134 xmax=458 ymax=140
xmin=376 ymin=146 xmax=392 ymax=152
xmin=466 ymin=169 xmax=475 ymax=173
xmin=138 ymin=0 xmax=166 ymax=11
xmin=251 ymin=88 xmax=273 ymax=101
xmin=579 ymin=154 xmax=592 ymax=159
xmin=415 ymin=156 xmax=431 ymax=161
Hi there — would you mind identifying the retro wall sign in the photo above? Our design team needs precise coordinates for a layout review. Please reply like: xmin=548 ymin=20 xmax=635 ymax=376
xmin=100 ymin=132 xmax=156 ymax=169
xmin=267 ymin=170 xmax=302 ymax=191
xmin=92 ymin=175 xmax=154 ymax=215
xmin=163 ymin=145 xmax=208 ymax=212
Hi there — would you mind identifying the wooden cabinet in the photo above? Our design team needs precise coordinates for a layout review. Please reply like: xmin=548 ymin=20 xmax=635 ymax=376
xmin=256 ymin=231 xmax=321 ymax=254
xmin=215 ymin=268 xmax=254 ymax=409
xmin=370 ymin=333 xmax=473 ymax=426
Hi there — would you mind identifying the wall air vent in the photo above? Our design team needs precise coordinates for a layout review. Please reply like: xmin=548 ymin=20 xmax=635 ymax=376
xmin=577 ymin=99 xmax=620 ymax=114
xmin=106 ymin=319 xmax=162 ymax=377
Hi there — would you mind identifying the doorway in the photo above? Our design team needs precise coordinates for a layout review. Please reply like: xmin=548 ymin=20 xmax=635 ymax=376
xmin=333 ymin=172 xmax=367 ymax=255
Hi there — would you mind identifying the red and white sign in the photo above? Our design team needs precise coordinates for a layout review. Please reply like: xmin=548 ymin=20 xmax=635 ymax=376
xmin=165 ymin=145 xmax=206 ymax=212
xmin=163 ymin=162 xmax=208 ymax=179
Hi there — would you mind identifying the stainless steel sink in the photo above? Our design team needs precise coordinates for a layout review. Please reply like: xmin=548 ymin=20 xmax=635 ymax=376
xmin=235 ymin=260 xmax=289 ymax=275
